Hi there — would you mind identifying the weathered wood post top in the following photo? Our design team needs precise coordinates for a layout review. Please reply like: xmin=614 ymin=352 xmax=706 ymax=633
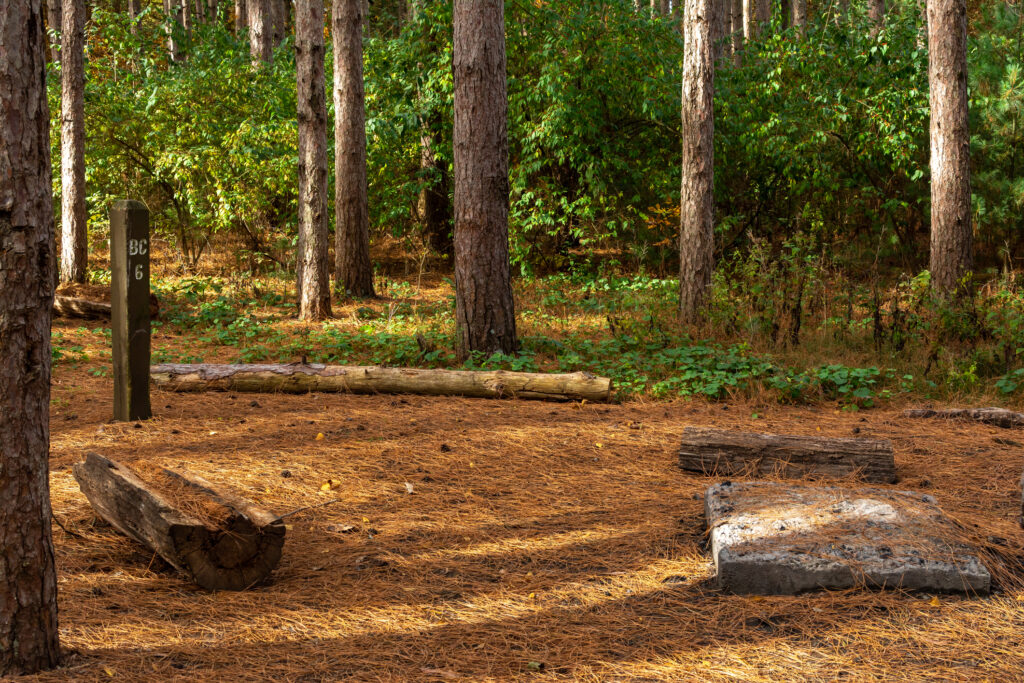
xmin=110 ymin=200 xmax=152 ymax=421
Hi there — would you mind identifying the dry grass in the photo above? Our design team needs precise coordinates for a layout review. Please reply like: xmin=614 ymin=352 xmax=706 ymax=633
xmin=27 ymin=359 xmax=1024 ymax=682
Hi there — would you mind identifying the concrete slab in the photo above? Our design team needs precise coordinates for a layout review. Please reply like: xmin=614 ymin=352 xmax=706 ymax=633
xmin=705 ymin=481 xmax=990 ymax=595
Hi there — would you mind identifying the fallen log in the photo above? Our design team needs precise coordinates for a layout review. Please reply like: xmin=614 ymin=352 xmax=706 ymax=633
xmin=150 ymin=363 xmax=613 ymax=402
xmin=53 ymin=295 xmax=111 ymax=319
xmin=903 ymin=407 xmax=1024 ymax=429
xmin=678 ymin=427 xmax=896 ymax=483
xmin=73 ymin=453 xmax=285 ymax=591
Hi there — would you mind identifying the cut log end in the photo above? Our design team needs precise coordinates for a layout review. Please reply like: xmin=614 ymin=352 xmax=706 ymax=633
xmin=73 ymin=453 xmax=284 ymax=591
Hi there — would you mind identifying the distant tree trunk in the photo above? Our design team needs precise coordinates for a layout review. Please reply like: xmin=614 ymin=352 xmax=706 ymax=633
xmin=713 ymin=0 xmax=730 ymax=62
xmin=248 ymin=0 xmax=272 ymax=62
xmin=270 ymin=0 xmax=286 ymax=47
xmin=333 ymin=0 xmax=375 ymax=297
xmin=418 ymin=122 xmax=453 ymax=256
xmin=181 ymin=0 xmax=193 ymax=37
xmin=781 ymin=0 xmax=791 ymax=28
xmin=791 ymin=0 xmax=806 ymax=34
xmin=164 ymin=0 xmax=183 ymax=61
xmin=731 ymin=0 xmax=743 ymax=63
xmin=0 ymin=0 xmax=62 ymax=675
xmin=128 ymin=0 xmax=142 ymax=33
xmin=452 ymin=0 xmax=517 ymax=360
xmin=295 ymin=0 xmax=332 ymax=320
xmin=869 ymin=0 xmax=885 ymax=35
xmin=679 ymin=0 xmax=715 ymax=323
xmin=46 ymin=0 xmax=62 ymax=61
xmin=756 ymin=0 xmax=769 ymax=25
xmin=60 ymin=0 xmax=87 ymax=284
xmin=650 ymin=0 xmax=658 ymax=17
xmin=927 ymin=0 xmax=972 ymax=294
xmin=661 ymin=0 xmax=670 ymax=16
xmin=743 ymin=0 xmax=759 ymax=38
xmin=235 ymin=0 xmax=248 ymax=32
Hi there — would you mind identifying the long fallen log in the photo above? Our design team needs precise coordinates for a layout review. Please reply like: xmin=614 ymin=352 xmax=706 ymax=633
xmin=53 ymin=295 xmax=111 ymax=319
xmin=150 ymin=363 xmax=613 ymax=402
xmin=678 ymin=427 xmax=897 ymax=483
xmin=903 ymin=407 xmax=1024 ymax=429
xmin=73 ymin=453 xmax=285 ymax=591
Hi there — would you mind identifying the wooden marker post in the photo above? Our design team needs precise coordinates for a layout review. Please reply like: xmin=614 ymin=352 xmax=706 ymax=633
xmin=110 ymin=200 xmax=152 ymax=421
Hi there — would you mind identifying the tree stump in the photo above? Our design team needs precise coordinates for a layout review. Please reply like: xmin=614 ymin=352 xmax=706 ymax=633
xmin=678 ymin=427 xmax=897 ymax=483
xmin=73 ymin=453 xmax=285 ymax=591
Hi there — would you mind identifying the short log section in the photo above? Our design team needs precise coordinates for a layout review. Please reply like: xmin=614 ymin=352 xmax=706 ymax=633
xmin=904 ymin=407 xmax=1024 ymax=429
xmin=678 ymin=427 xmax=896 ymax=483
xmin=73 ymin=453 xmax=285 ymax=591
xmin=150 ymin=363 xmax=613 ymax=402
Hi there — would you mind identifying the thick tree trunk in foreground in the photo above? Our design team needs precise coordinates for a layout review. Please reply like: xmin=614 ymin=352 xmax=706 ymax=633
xmin=868 ymin=0 xmax=886 ymax=35
xmin=60 ymin=0 xmax=87 ymax=284
xmin=904 ymin=407 xmax=1024 ymax=429
xmin=151 ymin=363 xmax=614 ymax=401
xmin=73 ymin=453 xmax=285 ymax=591
xmin=678 ymin=427 xmax=897 ymax=483
xmin=0 ymin=0 xmax=62 ymax=673
xmin=679 ymin=0 xmax=715 ymax=324
xmin=333 ymin=0 xmax=375 ymax=297
xmin=927 ymin=0 xmax=972 ymax=294
xmin=452 ymin=0 xmax=517 ymax=360
xmin=247 ymin=0 xmax=272 ymax=63
xmin=295 ymin=0 xmax=331 ymax=319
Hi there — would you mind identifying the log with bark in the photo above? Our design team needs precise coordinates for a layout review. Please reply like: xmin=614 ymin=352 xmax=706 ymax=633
xmin=73 ymin=453 xmax=285 ymax=591
xmin=678 ymin=427 xmax=897 ymax=483
xmin=903 ymin=407 xmax=1024 ymax=429
xmin=150 ymin=363 xmax=613 ymax=402
xmin=53 ymin=292 xmax=159 ymax=320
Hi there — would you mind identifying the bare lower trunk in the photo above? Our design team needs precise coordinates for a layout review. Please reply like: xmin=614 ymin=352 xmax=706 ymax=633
xmin=295 ymin=0 xmax=332 ymax=320
xmin=868 ymin=0 xmax=886 ymax=35
xmin=270 ymin=0 xmax=285 ymax=47
xmin=248 ymin=0 xmax=272 ymax=63
xmin=713 ymin=0 xmax=730 ymax=62
xmin=164 ymin=0 xmax=183 ymax=61
xmin=333 ymin=0 xmax=375 ymax=297
xmin=679 ymin=0 xmax=715 ymax=324
xmin=0 ymin=0 xmax=61 ymax=674
xmin=730 ymin=0 xmax=743 ymax=61
xmin=927 ymin=0 xmax=972 ymax=294
xmin=60 ymin=0 xmax=87 ymax=284
xmin=453 ymin=0 xmax=517 ymax=359
xmin=418 ymin=124 xmax=453 ymax=256
xmin=743 ymin=0 xmax=758 ymax=38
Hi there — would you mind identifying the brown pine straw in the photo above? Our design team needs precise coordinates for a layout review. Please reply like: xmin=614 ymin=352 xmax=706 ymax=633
xmin=31 ymin=364 xmax=1024 ymax=681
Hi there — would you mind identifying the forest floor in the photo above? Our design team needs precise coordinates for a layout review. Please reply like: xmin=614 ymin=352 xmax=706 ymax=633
xmin=33 ymin=356 xmax=1024 ymax=682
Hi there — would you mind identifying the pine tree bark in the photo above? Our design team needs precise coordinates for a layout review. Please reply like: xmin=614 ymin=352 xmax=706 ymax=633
xmin=333 ymin=0 xmax=375 ymax=297
xmin=731 ymin=0 xmax=743 ymax=62
xmin=743 ymin=0 xmax=759 ymax=38
xmin=247 ymin=0 xmax=272 ymax=63
xmin=452 ymin=0 xmax=517 ymax=360
xmin=60 ymin=0 xmax=87 ymax=284
xmin=927 ymin=0 xmax=972 ymax=294
xmin=679 ymin=0 xmax=715 ymax=324
xmin=0 ymin=0 xmax=62 ymax=674
xmin=868 ymin=0 xmax=886 ymax=35
xmin=270 ymin=0 xmax=286 ymax=47
xmin=713 ymin=0 xmax=730 ymax=62
xmin=46 ymin=0 xmax=62 ymax=61
xmin=296 ymin=0 xmax=332 ymax=320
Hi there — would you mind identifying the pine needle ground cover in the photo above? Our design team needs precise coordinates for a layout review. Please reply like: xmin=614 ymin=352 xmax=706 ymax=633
xmin=38 ymin=366 xmax=1024 ymax=681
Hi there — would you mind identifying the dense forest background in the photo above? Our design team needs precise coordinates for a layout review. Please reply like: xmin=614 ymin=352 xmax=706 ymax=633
xmin=46 ymin=0 xmax=1024 ymax=405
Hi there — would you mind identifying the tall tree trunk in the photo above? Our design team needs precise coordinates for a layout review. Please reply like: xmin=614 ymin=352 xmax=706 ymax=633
xmin=418 ymin=122 xmax=453 ymax=256
xmin=333 ymin=0 xmax=375 ymax=296
xmin=660 ymin=0 xmax=670 ymax=16
xmin=743 ymin=0 xmax=759 ymax=38
xmin=791 ymin=0 xmax=806 ymax=34
xmin=868 ymin=0 xmax=885 ymax=35
xmin=248 ymin=0 xmax=272 ymax=62
xmin=927 ymin=0 xmax=972 ymax=294
xmin=452 ymin=0 xmax=517 ymax=360
xmin=164 ymin=0 xmax=183 ymax=61
xmin=781 ymin=0 xmax=791 ymax=28
xmin=731 ymin=0 xmax=743 ymax=63
xmin=679 ymin=0 xmax=716 ymax=323
xmin=60 ymin=0 xmax=87 ymax=284
xmin=714 ymin=0 xmax=730 ymax=62
xmin=46 ymin=0 xmax=62 ymax=61
xmin=128 ymin=0 xmax=142 ymax=33
xmin=295 ymin=0 xmax=332 ymax=319
xmin=755 ymin=0 xmax=769 ymax=25
xmin=235 ymin=0 xmax=248 ymax=32
xmin=0 ymin=0 xmax=62 ymax=675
